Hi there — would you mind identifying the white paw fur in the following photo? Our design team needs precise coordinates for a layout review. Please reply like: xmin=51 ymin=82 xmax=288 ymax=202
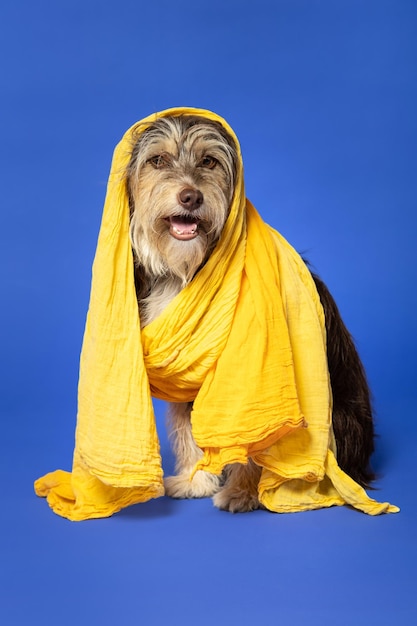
xmin=164 ymin=470 xmax=221 ymax=499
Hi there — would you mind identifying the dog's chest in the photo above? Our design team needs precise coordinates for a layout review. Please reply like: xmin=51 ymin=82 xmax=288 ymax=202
xmin=139 ymin=278 xmax=184 ymax=328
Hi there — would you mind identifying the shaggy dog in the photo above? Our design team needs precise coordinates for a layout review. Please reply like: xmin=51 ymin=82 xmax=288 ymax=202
xmin=126 ymin=114 xmax=374 ymax=513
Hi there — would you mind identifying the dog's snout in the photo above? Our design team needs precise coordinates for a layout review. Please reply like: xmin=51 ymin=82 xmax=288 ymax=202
xmin=178 ymin=187 xmax=203 ymax=211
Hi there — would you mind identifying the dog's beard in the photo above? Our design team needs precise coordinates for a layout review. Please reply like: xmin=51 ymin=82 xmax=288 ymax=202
xmin=127 ymin=115 xmax=237 ymax=287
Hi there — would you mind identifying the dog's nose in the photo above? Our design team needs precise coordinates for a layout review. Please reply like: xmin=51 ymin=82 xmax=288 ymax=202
xmin=178 ymin=187 xmax=203 ymax=211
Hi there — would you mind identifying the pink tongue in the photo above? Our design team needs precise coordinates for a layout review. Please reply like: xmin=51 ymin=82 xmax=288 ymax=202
xmin=169 ymin=217 xmax=199 ymax=240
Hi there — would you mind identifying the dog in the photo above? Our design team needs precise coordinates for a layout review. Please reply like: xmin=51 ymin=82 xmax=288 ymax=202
xmin=126 ymin=114 xmax=375 ymax=513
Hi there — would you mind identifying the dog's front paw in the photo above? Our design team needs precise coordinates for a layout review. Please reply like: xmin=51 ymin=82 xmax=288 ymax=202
xmin=164 ymin=471 xmax=221 ymax=499
xmin=213 ymin=486 xmax=261 ymax=513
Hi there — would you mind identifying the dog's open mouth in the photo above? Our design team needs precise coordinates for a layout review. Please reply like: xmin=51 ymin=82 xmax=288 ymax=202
xmin=165 ymin=216 xmax=200 ymax=241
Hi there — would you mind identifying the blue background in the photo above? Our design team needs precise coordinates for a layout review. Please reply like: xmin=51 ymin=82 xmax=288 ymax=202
xmin=1 ymin=1 xmax=416 ymax=624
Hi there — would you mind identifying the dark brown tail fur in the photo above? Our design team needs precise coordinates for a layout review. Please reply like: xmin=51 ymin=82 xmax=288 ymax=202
xmin=311 ymin=272 xmax=375 ymax=487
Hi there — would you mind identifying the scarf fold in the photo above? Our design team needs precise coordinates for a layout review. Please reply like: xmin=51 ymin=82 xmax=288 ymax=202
xmin=34 ymin=107 xmax=398 ymax=520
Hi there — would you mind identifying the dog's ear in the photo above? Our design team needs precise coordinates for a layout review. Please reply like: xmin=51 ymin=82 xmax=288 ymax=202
xmin=133 ymin=263 xmax=149 ymax=302
xmin=126 ymin=180 xmax=135 ymax=218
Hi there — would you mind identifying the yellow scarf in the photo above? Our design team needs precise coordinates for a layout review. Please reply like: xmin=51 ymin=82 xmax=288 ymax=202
xmin=34 ymin=107 xmax=398 ymax=520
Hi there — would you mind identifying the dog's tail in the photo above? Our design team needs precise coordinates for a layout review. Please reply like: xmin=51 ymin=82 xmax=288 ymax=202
xmin=311 ymin=272 xmax=375 ymax=487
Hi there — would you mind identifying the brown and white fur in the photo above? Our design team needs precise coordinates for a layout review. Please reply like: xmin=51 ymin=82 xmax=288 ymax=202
xmin=126 ymin=114 xmax=375 ymax=513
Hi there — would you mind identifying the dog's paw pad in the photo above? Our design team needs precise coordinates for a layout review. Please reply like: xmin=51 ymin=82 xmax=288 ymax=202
xmin=213 ymin=488 xmax=261 ymax=513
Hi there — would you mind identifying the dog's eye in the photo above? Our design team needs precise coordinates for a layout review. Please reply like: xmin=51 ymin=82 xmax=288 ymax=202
xmin=198 ymin=156 xmax=218 ymax=169
xmin=148 ymin=154 xmax=171 ymax=169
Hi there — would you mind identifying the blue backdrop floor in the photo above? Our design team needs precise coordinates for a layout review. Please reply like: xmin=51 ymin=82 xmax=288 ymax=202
xmin=2 ymin=399 xmax=415 ymax=626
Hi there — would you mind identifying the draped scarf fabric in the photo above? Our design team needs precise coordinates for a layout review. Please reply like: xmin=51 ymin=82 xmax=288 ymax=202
xmin=34 ymin=108 xmax=398 ymax=520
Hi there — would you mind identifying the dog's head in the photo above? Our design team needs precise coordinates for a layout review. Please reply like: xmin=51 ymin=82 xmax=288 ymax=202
xmin=126 ymin=114 xmax=238 ymax=285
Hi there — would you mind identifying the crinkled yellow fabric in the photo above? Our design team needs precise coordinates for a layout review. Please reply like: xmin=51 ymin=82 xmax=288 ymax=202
xmin=34 ymin=107 xmax=398 ymax=520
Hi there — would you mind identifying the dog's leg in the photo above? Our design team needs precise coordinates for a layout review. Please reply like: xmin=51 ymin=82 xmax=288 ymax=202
xmin=213 ymin=459 xmax=263 ymax=513
xmin=164 ymin=402 xmax=222 ymax=498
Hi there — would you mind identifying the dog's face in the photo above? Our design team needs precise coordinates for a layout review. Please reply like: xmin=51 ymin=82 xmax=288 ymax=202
xmin=127 ymin=115 xmax=238 ymax=285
